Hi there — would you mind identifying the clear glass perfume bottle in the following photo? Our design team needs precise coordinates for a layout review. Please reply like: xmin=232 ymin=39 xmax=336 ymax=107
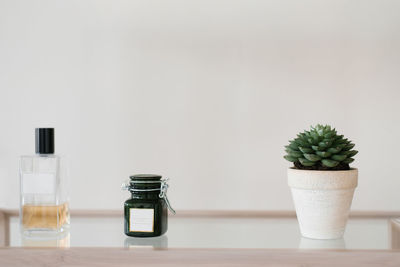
xmin=20 ymin=128 xmax=70 ymax=235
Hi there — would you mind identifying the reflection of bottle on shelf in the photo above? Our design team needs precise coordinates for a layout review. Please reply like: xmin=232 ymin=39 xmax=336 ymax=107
xmin=299 ymin=237 xmax=346 ymax=249
xmin=124 ymin=235 xmax=168 ymax=249
xmin=390 ymin=219 xmax=400 ymax=249
xmin=21 ymin=230 xmax=70 ymax=248
xmin=20 ymin=128 xmax=70 ymax=235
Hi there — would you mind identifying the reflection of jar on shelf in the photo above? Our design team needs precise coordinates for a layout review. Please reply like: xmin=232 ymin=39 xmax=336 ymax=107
xmin=122 ymin=174 xmax=175 ymax=238
xmin=124 ymin=235 xmax=168 ymax=249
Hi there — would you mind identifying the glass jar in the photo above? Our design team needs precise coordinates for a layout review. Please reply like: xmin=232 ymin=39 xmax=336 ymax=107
xmin=123 ymin=174 xmax=175 ymax=237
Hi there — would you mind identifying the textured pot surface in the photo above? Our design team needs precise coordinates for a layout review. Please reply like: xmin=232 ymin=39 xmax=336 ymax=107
xmin=288 ymin=168 xmax=358 ymax=240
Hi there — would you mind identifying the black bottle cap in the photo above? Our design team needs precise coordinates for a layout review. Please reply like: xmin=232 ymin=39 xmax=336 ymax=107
xmin=35 ymin=128 xmax=54 ymax=154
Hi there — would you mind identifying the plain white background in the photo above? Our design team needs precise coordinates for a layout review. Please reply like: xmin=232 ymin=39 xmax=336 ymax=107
xmin=0 ymin=0 xmax=399 ymax=211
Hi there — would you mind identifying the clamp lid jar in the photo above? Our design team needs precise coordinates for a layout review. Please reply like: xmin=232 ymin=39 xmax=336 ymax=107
xmin=123 ymin=174 xmax=174 ymax=237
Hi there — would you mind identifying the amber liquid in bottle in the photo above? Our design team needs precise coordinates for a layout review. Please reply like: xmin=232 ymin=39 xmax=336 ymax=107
xmin=22 ymin=203 xmax=69 ymax=230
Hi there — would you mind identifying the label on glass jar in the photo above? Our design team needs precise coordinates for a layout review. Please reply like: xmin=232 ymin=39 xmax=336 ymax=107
xmin=22 ymin=173 xmax=55 ymax=194
xmin=129 ymin=208 xmax=154 ymax=232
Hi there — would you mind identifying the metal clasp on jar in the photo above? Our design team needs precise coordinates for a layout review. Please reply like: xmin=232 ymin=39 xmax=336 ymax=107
xmin=121 ymin=178 xmax=176 ymax=215
xmin=159 ymin=179 xmax=176 ymax=215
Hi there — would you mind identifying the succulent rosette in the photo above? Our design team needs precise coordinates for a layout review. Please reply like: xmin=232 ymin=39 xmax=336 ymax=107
xmin=284 ymin=124 xmax=358 ymax=170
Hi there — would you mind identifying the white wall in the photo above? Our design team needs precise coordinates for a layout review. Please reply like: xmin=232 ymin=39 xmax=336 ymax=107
xmin=1 ymin=0 xmax=400 ymax=211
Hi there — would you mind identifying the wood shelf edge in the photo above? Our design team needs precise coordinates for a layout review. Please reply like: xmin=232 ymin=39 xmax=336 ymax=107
xmin=1 ymin=247 xmax=400 ymax=266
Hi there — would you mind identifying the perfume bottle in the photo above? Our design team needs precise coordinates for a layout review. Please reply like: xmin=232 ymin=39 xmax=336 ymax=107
xmin=20 ymin=128 xmax=70 ymax=235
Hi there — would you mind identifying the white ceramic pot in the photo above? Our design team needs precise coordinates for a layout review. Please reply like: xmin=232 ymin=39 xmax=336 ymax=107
xmin=288 ymin=168 xmax=358 ymax=240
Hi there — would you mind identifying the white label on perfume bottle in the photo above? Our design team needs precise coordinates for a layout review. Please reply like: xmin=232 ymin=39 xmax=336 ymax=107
xmin=22 ymin=173 xmax=55 ymax=194
xmin=129 ymin=208 xmax=154 ymax=232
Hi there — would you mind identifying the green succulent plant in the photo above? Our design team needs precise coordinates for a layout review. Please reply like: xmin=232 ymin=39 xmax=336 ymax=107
xmin=284 ymin=124 xmax=358 ymax=170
